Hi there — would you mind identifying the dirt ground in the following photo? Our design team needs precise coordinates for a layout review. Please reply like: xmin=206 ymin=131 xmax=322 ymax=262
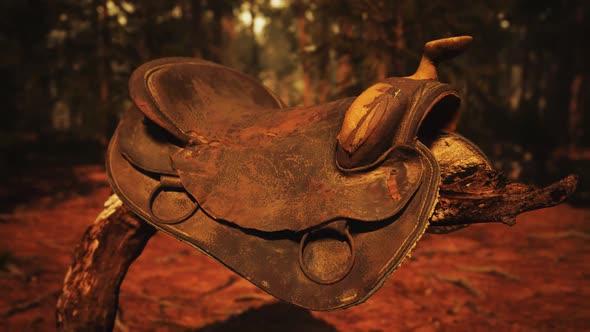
xmin=0 ymin=164 xmax=588 ymax=331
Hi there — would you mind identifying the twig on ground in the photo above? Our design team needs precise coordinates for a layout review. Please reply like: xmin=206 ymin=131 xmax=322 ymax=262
xmin=431 ymin=274 xmax=483 ymax=298
xmin=457 ymin=265 xmax=520 ymax=281
xmin=1 ymin=290 xmax=60 ymax=317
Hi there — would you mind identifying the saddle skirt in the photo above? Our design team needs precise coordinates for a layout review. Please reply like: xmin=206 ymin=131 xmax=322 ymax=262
xmin=107 ymin=36 xmax=481 ymax=310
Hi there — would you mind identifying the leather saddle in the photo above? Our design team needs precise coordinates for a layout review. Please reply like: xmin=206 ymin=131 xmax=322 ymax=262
xmin=106 ymin=36 xmax=488 ymax=310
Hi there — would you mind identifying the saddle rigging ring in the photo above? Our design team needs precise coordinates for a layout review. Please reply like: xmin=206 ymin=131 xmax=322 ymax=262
xmin=148 ymin=175 xmax=199 ymax=225
xmin=299 ymin=223 xmax=356 ymax=285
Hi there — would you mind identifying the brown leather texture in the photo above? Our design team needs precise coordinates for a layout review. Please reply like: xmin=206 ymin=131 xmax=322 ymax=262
xmin=128 ymin=57 xmax=285 ymax=144
xmin=105 ymin=53 xmax=471 ymax=310
xmin=170 ymin=100 xmax=425 ymax=232
xmin=107 ymin=126 xmax=439 ymax=310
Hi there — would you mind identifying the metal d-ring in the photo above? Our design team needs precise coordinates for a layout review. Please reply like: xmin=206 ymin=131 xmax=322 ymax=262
xmin=298 ymin=223 xmax=355 ymax=285
xmin=147 ymin=175 xmax=199 ymax=225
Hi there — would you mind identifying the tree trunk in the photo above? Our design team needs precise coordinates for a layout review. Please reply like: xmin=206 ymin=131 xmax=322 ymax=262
xmin=220 ymin=13 xmax=236 ymax=66
xmin=316 ymin=19 xmax=332 ymax=103
xmin=97 ymin=0 xmax=111 ymax=146
xmin=296 ymin=3 xmax=312 ymax=106
xmin=335 ymin=17 xmax=355 ymax=98
xmin=185 ymin=0 xmax=203 ymax=58
xmin=392 ymin=3 xmax=405 ymax=75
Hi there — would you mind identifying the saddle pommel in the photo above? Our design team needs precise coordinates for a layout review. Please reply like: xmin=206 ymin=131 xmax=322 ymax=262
xmin=336 ymin=36 xmax=471 ymax=170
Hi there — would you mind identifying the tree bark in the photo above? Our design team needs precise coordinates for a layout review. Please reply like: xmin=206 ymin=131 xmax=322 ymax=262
xmin=296 ymin=1 xmax=312 ymax=106
xmin=97 ymin=0 xmax=111 ymax=146
xmin=56 ymin=174 xmax=577 ymax=331
xmin=429 ymin=175 xmax=578 ymax=233
xmin=56 ymin=195 xmax=156 ymax=332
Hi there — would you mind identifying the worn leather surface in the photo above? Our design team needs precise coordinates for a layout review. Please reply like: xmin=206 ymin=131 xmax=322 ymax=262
xmin=107 ymin=126 xmax=439 ymax=310
xmin=118 ymin=106 xmax=181 ymax=175
xmin=106 ymin=57 xmax=458 ymax=310
xmin=170 ymin=99 xmax=424 ymax=232
xmin=128 ymin=57 xmax=285 ymax=144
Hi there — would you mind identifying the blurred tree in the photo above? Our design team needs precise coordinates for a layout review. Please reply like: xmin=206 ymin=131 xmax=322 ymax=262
xmin=0 ymin=0 xmax=53 ymax=141
xmin=0 ymin=0 xmax=586 ymax=183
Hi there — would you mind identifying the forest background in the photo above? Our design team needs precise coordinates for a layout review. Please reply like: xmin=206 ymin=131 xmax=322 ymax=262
xmin=1 ymin=0 xmax=588 ymax=195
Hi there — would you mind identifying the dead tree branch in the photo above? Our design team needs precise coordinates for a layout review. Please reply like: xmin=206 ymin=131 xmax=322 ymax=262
xmin=56 ymin=195 xmax=156 ymax=332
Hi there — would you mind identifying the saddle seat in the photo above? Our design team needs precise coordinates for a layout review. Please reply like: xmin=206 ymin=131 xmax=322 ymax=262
xmin=107 ymin=36 xmax=479 ymax=310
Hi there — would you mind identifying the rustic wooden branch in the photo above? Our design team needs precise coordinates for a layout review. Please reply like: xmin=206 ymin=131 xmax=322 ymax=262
xmin=430 ymin=174 xmax=579 ymax=227
xmin=56 ymin=175 xmax=577 ymax=331
xmin=56 ymin=195 xmax=156 ymax=332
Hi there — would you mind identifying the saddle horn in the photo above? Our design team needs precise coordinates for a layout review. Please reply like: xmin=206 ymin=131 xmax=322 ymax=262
xmin=336 ymin=36 xmax=473 ymax=170
xmin=409 ymin=35 xmax=473 ymax=80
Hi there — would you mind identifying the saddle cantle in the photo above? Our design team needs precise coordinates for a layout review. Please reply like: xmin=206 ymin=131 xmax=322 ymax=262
xmin=107 ymin=36 xmax=484 ymax=310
